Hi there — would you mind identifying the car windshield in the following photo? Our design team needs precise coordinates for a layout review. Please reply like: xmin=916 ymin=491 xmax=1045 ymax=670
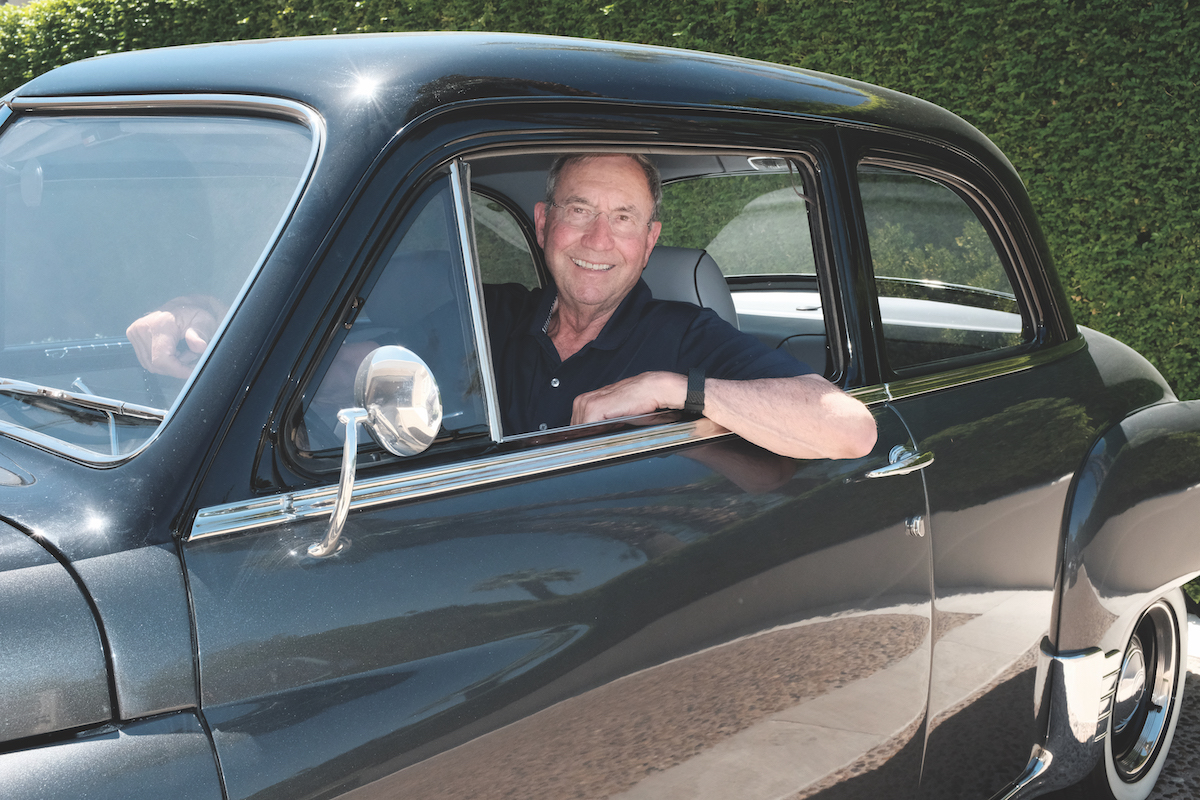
xmin=0 ymin=112 xmax=314 ymax=458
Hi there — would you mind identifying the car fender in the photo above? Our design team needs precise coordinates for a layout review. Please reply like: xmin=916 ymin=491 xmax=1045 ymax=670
xmin=1059 ymin=398 xmax=1200 ymax=652
xmin=1006 ymin=399 xmax=1200 ymax=798
xmin=0 ymin=521 xmax=111 ymax=744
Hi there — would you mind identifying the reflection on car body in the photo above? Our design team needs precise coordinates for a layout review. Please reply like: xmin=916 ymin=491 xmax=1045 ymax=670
xmin=1 ymin=31 xmax=1199 ymax=800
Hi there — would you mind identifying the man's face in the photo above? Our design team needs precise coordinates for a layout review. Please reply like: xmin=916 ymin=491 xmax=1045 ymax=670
xmin=534 ymin=155 xmax=662 ymax=320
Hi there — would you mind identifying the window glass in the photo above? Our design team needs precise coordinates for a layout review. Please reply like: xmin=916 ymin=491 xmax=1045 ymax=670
xmin=659 ymin=170 xmax=816 ymax=276
xmin=297 ymin=180 xmax=487 ymax=454
xmin=472 ymin=193 xmax=539 ymax=288
xmin=858 ymin=166 xmax=1030 ymax=373
xmin=0 ymin=113 xmax=312 ymax=456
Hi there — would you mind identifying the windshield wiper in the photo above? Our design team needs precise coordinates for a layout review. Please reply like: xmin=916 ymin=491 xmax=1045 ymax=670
xmin=0 ymin=378 xmax=165 ymax=456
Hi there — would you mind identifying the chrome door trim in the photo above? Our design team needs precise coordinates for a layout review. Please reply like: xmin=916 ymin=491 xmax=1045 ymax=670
xmin=189 ymin=416 xmax=734 ymax=542
xmin=188 ymin=338 xmax=1085 ymax=542
xmin=449 ymin=159 xmax=505 ymax=443
xmin=885 ymin=336 xmax=1086 ymax=403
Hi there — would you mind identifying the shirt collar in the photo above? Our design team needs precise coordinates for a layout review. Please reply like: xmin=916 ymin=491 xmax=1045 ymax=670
xmin=530 ymin=278 xmax=653 ymax=353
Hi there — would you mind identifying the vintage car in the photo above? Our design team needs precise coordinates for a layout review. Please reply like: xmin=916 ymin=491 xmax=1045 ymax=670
xmin=0 ymin=31 xmax=1197 ymax=800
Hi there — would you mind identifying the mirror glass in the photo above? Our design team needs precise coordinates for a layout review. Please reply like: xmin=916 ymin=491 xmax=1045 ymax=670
xmin=353 ymin=345 xmax=443 ymax=457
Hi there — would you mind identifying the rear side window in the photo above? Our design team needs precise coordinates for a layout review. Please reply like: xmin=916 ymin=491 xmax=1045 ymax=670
xmin=858 ymin=165 xmax=1031 ymax=374
xmin=659 ymin=169 xmax=816 ymax=276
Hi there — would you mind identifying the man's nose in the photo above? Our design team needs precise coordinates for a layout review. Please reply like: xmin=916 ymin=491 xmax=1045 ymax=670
xmin=579 ymin=212 xmax=616 ymax=246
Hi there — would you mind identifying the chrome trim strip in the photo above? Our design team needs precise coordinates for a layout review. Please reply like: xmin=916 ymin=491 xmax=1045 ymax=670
xmin=0 ymin=93 xmax=325 ymax=466
xmin=886 ymin=336 xmax=1086 ymax=403
xmin=189 ymin=417 xmax=731 ymax=541
xmin=450 ymin=160 xmax=505 ymax=443
xmin=848 ymin=385 xmax=890 ymax=406
xmin=10 ymin=94 xmax=317 ymax=127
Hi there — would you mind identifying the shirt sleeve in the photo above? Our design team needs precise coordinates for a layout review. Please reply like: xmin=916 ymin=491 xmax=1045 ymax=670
xmin=678 ymin=307 xmax=814 ymax=380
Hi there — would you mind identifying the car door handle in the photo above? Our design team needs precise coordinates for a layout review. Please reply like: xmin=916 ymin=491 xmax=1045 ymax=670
xmin=864 ymin=445 xmax=934 ymax=479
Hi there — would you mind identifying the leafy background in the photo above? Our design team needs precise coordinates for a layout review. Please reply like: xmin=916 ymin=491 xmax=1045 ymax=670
xmin=3 ymin=0 xmax=1195 ymax=398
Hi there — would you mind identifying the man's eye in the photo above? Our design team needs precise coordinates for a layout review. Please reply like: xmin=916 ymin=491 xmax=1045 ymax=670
xmin=613 ymin=213 xmax=634 ymax=225
xmin=568 ymin=205 xmax=592 ymax=217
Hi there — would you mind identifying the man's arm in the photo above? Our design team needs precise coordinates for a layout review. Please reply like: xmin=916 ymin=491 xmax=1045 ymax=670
xmin=570 ymin=371 xmax=877 ymax=460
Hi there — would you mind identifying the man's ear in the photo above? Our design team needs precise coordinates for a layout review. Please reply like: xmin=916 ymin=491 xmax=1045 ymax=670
xmin=533 ymin=202 xmax=548 ymax=248
xmin=641 ymin=220 xmax=663 ymax=265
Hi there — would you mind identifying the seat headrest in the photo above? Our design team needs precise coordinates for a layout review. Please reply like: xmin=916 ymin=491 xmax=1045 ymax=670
xmin=641 ymin=246 xmax=739 ymax=329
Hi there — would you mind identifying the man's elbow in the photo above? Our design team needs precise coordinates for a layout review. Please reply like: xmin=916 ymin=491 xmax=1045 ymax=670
xmin=841 ymin=414 xmax=879 ymax=459
xmin=825 ymin=408 xmax=878 ymax=460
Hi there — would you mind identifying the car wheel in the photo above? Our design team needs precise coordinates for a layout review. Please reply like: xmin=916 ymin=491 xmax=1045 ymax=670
xmin=1082 ymin=588 xmax=1188 ymax=800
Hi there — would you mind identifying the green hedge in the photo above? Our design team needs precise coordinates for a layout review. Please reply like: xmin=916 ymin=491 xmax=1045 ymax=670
xmin=2 ymin=0 xmax=1199 ymax=397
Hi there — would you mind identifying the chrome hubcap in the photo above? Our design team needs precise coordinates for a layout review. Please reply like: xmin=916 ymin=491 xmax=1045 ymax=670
xmin=1112 ymin=637 xmax=1147 ymax=736
xmin=1110 ymin=600 xmax=1180 ymax=782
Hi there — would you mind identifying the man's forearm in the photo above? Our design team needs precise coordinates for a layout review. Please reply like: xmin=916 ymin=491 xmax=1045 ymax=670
xmin=701 ymin=374 xmax=877 ymax=460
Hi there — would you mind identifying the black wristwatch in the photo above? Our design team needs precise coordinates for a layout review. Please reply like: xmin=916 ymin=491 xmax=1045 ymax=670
xmin=685 ymin=367 xmax=705 ymax=415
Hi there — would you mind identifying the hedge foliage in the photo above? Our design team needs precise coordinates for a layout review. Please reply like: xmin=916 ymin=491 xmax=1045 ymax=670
xmin=2 ymin=0 xmax=1198 ymax=396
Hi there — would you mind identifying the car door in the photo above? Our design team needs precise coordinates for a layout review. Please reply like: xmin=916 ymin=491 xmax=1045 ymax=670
xmin=182 ymin=142 xmax=934 ymax=800
xmin=846 ymin=149 xmax=1115 ymax=796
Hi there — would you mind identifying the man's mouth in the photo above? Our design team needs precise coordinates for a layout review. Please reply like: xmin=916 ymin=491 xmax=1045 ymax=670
xmin=572 ymin=257 xmax=614 ymax=272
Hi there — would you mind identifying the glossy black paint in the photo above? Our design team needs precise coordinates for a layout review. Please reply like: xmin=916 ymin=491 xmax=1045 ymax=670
xmin=0 ymin=31 xmax=1196 ymax=800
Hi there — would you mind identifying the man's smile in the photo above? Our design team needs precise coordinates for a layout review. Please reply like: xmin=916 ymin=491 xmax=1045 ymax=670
xmin=572 ymin=257 xmax=615 ymax=272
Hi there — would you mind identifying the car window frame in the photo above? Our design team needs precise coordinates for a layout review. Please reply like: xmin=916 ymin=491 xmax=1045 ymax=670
xmin=855 ymin=154 xmax=1042 ymax=381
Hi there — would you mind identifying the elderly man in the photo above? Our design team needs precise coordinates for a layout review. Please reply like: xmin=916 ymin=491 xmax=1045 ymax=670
xmin=128 ymin=153 xmax=876 ymax=461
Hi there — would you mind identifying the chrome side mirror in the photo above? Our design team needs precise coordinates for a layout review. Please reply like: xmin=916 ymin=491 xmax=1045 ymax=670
xmin=308 ymin=346 xmax=442 ymax=557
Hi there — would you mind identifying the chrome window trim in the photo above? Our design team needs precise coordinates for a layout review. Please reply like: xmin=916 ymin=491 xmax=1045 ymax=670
xmin=192 ymin=380 xmax=887 ymax=543
xmin=0 ymin=94 xmax=325 ymax=465
xmin=189 ymin=416 xmax=735 ymax=542
xmin=187 ymin=339 xmax=1084 ymax=544
xmin=884 ymin=336 xmax=1085 ymax=403
xmin=450 ymin=160 xmax=505 ymax=443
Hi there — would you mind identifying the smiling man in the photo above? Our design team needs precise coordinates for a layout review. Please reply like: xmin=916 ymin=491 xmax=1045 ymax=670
xmin=483 ymin=153 xmax=877 ymax=460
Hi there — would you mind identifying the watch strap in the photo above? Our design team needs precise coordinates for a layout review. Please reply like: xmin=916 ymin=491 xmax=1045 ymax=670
xmin=684 ymin=367 xmax=705 ymax=415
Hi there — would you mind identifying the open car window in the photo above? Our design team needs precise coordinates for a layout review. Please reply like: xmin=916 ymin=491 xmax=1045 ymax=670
xmin=858 ymin=164 xmax=1033 ymax=374
xmin=0 ymin=111 xmax=314 ymax=459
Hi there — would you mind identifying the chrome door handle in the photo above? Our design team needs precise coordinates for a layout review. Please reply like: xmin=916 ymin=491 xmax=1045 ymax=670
xmin=864 ymin=445 xmax=934 ymax=479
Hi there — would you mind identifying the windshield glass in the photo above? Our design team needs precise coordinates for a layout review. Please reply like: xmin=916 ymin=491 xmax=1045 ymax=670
xmin=0 ymin=112 xmax=313 ymax=458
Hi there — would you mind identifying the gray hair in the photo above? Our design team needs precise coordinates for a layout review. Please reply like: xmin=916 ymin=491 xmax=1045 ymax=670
xmin=544 ymin=153 xmax=662 ymax=222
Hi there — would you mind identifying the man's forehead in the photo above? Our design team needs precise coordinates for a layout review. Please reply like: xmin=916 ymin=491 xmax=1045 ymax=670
xmin=557 ymin=155 xmax=653 ymax=207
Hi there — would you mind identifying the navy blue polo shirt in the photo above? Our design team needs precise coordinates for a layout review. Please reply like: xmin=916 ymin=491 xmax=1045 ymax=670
xmin=485 ymin=279 xmax=812 ymax=435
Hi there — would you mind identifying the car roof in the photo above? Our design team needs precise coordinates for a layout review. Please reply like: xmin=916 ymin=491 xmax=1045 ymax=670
xmin=10 ymin=32 xmax=1008 ymax=169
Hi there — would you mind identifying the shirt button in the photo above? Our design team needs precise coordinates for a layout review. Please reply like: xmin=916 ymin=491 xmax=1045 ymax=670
xmin=550 ymin=378 xmax=560 ymax=388
xmin=539 ymin=423 xmax=548 ymax=430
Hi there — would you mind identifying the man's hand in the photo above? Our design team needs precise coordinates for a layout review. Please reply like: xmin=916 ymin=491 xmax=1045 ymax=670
xmin=126 ymin=295 xmax=226 ymax=379
xmin=570 ymin=371 xmax=685 ymax=426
